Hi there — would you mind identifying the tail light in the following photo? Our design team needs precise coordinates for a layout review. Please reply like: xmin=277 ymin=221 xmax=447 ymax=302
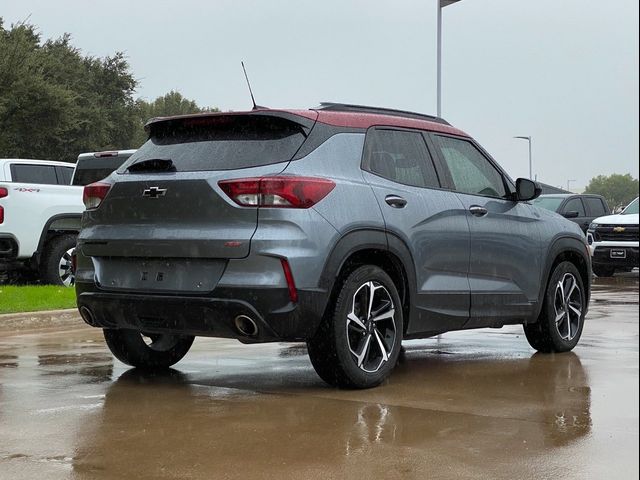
xmin=83 ymin=182 xmax=112 ymax=209
xmin=0 ymin=187 xmax=7 ymax=224
xmin=218 ymin=176 xmax=335 ymax=208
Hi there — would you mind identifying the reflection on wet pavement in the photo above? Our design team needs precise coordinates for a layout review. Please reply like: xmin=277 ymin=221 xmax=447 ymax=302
xmin=0 ymin=275 xmax=638 ymax=479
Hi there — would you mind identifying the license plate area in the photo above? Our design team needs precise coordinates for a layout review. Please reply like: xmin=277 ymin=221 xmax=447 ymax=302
xmin=610 ymin=249 xmax=627 ymax=259
xmin=94 ymin=257 xmax=226 ymax=292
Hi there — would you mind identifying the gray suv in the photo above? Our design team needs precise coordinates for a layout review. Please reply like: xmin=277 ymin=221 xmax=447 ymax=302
xmin=75 ymin=103 xmax=591 ymax=388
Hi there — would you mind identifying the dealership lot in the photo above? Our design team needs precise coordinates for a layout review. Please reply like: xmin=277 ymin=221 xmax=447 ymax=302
xmin=0 ymin=274 xmax=638 ymax=480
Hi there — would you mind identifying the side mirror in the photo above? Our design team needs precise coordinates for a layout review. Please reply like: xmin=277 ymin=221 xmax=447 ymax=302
xmin=563 ymin=211 xmax=580 ymax=219
xmin=515 ymin=178 xmax=542 ymax=201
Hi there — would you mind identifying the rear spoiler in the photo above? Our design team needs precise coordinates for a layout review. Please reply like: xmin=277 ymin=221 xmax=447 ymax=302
xmin=144 ymin=110 xmax=318 ymax=136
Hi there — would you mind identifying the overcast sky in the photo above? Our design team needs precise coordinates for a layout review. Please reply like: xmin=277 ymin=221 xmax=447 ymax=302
xmin=2 ymin=0 xmax=638 ymax=190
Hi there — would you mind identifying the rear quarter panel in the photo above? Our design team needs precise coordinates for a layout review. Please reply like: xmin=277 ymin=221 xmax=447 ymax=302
xmin=0 ymin=182 xmax=84 ymax=258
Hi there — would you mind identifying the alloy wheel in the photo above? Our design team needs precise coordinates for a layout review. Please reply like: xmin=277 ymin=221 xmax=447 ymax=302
xmin=346 ymin=281 xmax=397 ymax=373
xmin=58 ymin=247 xmax=75 ymax=287
xmin=553 ymin=273 xmax=583 ymax=341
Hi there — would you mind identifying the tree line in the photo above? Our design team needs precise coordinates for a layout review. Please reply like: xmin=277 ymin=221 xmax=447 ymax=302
xmin=0 ymin=18 xmax=215 ymax=163
xmin=1 ymin=19 xmax=637 ymax=206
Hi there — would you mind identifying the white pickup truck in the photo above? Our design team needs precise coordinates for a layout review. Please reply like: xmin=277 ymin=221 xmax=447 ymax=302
xmin=0 ymin=152 xmax=135 ymax=286
xmin=587 ymin=197 xmax=639 ymax=277
xmin=0 ymin=159 xmax=84 ymax=285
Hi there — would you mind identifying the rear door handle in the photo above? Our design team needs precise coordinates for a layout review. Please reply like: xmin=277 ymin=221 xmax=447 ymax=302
xmin=385 ymin=195 xmax=407 ymax=208
xmin=469 ymin=205 xmax=488 ymax=217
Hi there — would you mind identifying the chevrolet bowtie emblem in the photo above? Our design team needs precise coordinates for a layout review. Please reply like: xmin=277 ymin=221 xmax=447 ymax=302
xmin=613 ymin=226 xmax=626 ymax=233
xmin=142 ymin=186 xmax=167 ymax=198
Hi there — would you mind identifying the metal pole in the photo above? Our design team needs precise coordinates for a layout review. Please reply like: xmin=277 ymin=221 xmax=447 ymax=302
xmin=514 ymin=136 xmax=532 ymax=180
xmin=528 ymin=137 xmax=532 ymax=180
xmin=436 ymin=2 xmax=442 ymax=117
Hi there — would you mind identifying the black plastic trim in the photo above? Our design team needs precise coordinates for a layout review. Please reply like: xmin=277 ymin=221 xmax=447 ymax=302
xmin=35 ymin=214 xmax=82 ymax=260
xmin=535 ymin=235 xmax=592 ymax=320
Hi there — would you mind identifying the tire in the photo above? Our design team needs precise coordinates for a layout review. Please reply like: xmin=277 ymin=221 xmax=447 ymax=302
xmin=592 ymin=265 xmax=615 ymax=277
xmin=40 ymin=234 xmax=77 ymax=286
xmin=307 ymin=265 xmax=403 ymax=389
xmin=103 ymin=329 xmax=194 ymax=369
xmin=524 ymin=261 xmax=586 ymax=353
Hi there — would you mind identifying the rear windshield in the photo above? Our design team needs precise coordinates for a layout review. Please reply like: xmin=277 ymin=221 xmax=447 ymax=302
xmin=121 ymin=115 xmax=307 ymax=172
xmin=532 ymin=196 xmax=564 ymax=212
xmin=72 ymin=156 xmax=132 ymax=185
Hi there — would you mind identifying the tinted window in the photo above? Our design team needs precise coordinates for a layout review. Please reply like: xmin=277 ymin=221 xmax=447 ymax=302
xmin=532 ymin=196 xmax=564 ymax=212
xmin=10 ymin=164 xmax=58 ymax=185
xmin=56 ymin=166 xmax=74 ymax=185
xmin=434 ymin=136 xmax=506 ymax=198
xmin=364 ymin=129 xmax=440 ymax=188
xmin=584 ymin=197 xmax=607 ymax=217
xmin=72 ymin=155 xmax=132 ymax=186
xmin=122 ymin=115 xmax=307 ymax=172
xmin=564 ymin=198 xmax=586 ymax=216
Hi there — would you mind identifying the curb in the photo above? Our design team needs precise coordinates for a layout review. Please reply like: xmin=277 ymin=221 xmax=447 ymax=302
xmin=0 ymin=308 xmax=82 ymax=332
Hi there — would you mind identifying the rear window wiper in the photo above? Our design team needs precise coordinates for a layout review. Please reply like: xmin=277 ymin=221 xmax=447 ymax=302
xmin=126 ymin=158 xmax=176 ymax=173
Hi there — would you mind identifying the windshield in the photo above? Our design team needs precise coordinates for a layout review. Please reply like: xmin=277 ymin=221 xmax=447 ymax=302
xmin=121 ymin=115 xmax=307 ymax=172
xmin=622 ymin=197 xmax=639 ymax=215
xmin=532 ymin=196 xmax=564 ymax=212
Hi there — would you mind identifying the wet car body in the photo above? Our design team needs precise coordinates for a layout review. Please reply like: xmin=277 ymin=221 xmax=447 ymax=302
xmin=74 ymin=103 xmax=591 ymax=387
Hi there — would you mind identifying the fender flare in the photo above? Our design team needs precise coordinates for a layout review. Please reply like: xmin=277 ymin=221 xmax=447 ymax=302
xmin=536 ymin=234 xmax=591 ymax=318
xmin=317 ymin=228 xmax=418 ymax=328
xmin=35 ymin=213 xmax=82 ymax=260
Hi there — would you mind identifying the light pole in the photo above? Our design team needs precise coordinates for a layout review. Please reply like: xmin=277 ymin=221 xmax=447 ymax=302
xmin=514 ymin=136 xmax=532 ymax=180
xmin=437 ymin=0 xmax=462 ymax=117
xmin=567 ymin=179 xmax=576 ymax=192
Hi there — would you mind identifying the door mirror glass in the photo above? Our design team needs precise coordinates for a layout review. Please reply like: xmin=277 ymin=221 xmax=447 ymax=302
xmin=516 ymin=178 xmax=541 ymax=201
xmin=563 ymin=210 xmax=580 ymax=219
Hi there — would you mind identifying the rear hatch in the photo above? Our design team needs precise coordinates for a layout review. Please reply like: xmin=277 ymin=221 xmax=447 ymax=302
xmin=79 ymin=112 xmax=316 ymax=291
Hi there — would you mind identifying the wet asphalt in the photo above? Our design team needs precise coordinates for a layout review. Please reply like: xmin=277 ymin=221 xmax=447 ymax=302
xmin=0 ymin=274 xmax=638 ymax=480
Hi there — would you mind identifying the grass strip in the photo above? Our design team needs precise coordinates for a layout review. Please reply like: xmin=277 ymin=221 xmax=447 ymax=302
xmin=0 ymin=285 xmax=77 ymax=314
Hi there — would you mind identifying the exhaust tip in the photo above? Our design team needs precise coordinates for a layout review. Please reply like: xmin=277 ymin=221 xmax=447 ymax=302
xmin=79 ymin=306 xmax=95 ymax=325
xmin=234 ymin=314 xmax=259 ymax=337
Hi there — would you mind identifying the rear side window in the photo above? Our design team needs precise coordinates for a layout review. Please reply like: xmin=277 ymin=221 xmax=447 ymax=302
xmin=363 ymin=129 xmax=440 ymax=188
xmin=433 ymin=136 xmax=507 ymax=198
xmin=123 ymin=115 xmax=308 ymax=172
xmin=584 ymin=197 xmax=608 ymax=216
xmin=10 ymin=164 xmax=58 ymax=185
xmin=564 ymin=198 xmax=586 ymax=216
xmin=56 ymin=166 xmax=74 ymax=185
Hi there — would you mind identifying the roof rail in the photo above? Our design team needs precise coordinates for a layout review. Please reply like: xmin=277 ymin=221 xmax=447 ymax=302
xmin=315 ymin=102 xmax=450 ymax=125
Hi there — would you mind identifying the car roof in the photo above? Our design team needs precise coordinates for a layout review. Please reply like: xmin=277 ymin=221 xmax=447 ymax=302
xmin=145 ymin=104 xmax=470 ymax=138
xmin=0 ymin=158 xmax=74 ymax=168
xmin=538 ymin=193 xmax=604 ymax=199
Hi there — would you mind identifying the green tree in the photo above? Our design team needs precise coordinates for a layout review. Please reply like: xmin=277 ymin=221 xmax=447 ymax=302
xmin=0 ymin=19 xmax=216 ymax=161
xmin=132 ymin=91 xmax=217 ymax=146
xmin=0 ymin=19 xmax=139 ymax=162
xmin=584 ymin=173 xmax=639 ymax=210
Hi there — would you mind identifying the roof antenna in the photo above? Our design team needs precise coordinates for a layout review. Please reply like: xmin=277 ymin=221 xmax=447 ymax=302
xmin=241 ymin=61 xmax=265 ymax=110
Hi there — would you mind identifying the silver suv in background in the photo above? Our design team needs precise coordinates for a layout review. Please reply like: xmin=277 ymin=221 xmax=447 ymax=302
xmin=75 ymin=104 xmax=591 ymax=388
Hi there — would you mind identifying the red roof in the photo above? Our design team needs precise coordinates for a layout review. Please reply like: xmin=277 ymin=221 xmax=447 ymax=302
xmin=146 ymin=108 xmax=470 ymax=137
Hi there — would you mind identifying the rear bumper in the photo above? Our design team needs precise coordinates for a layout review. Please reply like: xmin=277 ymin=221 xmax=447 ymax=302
xmin=592 ymin=245 xmax=639 ymax=269
xmin=75 ymin=283 xmax=328 ymax=343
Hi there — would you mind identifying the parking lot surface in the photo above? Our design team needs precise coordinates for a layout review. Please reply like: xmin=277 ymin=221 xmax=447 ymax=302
xmin=0 ymin=275 xmax=638 ymax=479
